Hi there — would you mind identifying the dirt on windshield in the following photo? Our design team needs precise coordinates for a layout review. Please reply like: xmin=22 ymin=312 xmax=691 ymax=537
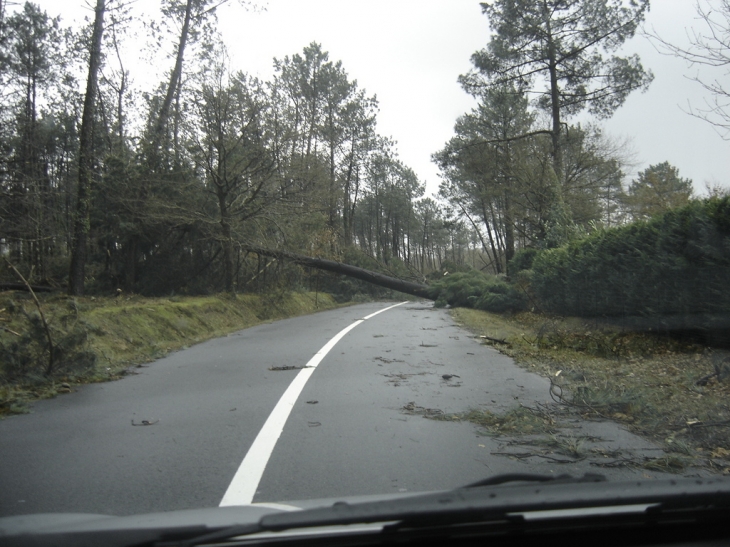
xmin=448 ymin=308 xmax=730 ymax=476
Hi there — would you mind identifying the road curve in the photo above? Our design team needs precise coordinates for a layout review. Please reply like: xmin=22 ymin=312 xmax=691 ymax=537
xmin=0 ymin=301 xmax=670 ymax=517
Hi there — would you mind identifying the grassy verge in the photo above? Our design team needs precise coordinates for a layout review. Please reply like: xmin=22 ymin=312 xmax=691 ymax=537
xmin=451 ymin=308 xmax=730 ymax=473
xmin=0 ymin=291 xmax=343 ymax=416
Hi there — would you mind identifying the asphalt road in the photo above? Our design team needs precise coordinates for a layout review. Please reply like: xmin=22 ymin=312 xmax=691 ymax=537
xmin=0 ymin=301 xmax=671 ymax=517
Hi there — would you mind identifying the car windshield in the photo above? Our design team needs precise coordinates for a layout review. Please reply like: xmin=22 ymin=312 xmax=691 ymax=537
xmin=0 ymin=0 xmax=729 ymax=524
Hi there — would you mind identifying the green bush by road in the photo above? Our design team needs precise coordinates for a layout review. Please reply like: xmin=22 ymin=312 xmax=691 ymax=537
xmin=530 ymin=197 xmax=730 ymax=329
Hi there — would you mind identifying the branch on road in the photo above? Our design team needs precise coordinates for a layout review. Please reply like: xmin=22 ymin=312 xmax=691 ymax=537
xmin=131 ymin=419 xmax=159 ymax=426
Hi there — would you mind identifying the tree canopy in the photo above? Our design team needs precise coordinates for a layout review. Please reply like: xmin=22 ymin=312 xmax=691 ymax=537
xmin=460 ymin=0 xmax=653 ymax=181
xmin=0 ymin=0 xmax=715 ymax=299
xmin=625 ymin=162 xmax=694 ymax=220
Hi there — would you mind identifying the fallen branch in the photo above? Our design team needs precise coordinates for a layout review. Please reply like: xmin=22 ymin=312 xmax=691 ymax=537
xmin=695 ymin=360 xmax=730 ymax=386
xmin=492 ymin=451 xmax=533 ymax=459
xmin=491 ymin=451 xmax=584 ymax=464
xmin=0 ymin=282 xmax=55 ymax=293
xmin=549 ymin=379 xmax=611 ymax=419
xmin=687 ymin=419 xmax=730 ymax=429
xmin=695 ymin=372 xmax=716 ymax=386
xmin=590 ymin=458 xmax=639 ymax=468
xmin=4 ymin=259 xmax=55 ymax=376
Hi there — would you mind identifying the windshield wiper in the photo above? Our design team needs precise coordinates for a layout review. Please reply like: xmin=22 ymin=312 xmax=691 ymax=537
xmin=462 ymin=472 xmax=607 ymax=488
xmin=158 ymin=476 xmax=730 ymax=547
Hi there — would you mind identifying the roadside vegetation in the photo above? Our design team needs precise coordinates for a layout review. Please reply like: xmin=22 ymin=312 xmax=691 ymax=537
xmin=450 ymin=308 xmax=730 ymax=473
xmin=422 ymin=196 xmax=730 ymax=473
xmin=0 ymin=290 xmax=343 ymax=416
xmin=1 ymin=0 xmax=729 ymax=474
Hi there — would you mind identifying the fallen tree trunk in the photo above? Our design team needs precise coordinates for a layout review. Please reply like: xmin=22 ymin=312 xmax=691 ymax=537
xmin=0 ymin=283 xmax=55 ymax=293
xmin=244 ymin=246 xmax=432 ymax=300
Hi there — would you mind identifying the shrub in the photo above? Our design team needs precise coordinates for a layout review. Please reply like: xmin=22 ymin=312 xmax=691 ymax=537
xmin=0 ymin=308 xmax=97 ymax=383
xmin=428 ymin=270 xmax=525 ymax=312
xmin=507 ymin=248 xmax=538 ymax=277
xmin=530 ymin=197 xmax=730 ymax=327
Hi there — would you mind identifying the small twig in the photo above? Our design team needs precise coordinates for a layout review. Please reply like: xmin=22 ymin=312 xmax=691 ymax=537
xmin=479 ymin=335 xmax=509 ymax=345
xmin=549 ymin=379 xmax=611 ymax=419
xmin=1 ymin=326 xmax=20 ymax=336
xmin=131 ymin=419 xmax=159 ymax=426
xmin=519 ymin=403 xmax=557 ymax=425
xmin=695 ymin=371 xmax=719 ymax=386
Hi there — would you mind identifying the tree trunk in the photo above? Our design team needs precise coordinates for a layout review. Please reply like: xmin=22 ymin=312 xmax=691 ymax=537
xmin=69 ymin=0 xmax=105 ymax=296
xmin=123 ymin=237 xmax=137 ymax=292
xmin=244 ymin=246 xmax=431 ymax=299
xmin=545 ymin=11 xmax=563 ymax=185
xmin=154 ymin=0 xmax=193 ymax=148
xmin=219 ymin=203 xmax=234 ymax=294
xmin=480 ymin=199 xmax=501 ymax=274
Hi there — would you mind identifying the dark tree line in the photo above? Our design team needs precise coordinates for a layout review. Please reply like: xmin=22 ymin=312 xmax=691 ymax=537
xmin=0 ymin=1 xmax=471 ymax=297
xmin=0 ymin=0 xmax=705 ymax=297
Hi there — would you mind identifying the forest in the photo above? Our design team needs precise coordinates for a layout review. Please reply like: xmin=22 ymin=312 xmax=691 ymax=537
xmin=0 ymin=0 xmax=725 ymax=301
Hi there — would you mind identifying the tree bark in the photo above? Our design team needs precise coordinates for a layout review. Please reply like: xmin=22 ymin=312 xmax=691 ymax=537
xmin=68 ymin=0 xmax=105 ymax=296
xmin=243 ymin=246 xmax=431 ymax=299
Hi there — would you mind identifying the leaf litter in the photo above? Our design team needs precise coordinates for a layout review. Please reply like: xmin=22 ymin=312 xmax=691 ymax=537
xmin=450 ymin=308 xmax=730 ymax=474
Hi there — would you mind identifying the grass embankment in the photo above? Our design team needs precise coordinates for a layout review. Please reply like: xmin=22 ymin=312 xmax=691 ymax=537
xmin=451 ymin=308 xmax=730 ymax=473
xmin=0 ymin=291 xmax=341 ymax=416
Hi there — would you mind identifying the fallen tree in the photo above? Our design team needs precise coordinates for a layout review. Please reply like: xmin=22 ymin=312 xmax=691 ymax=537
xmin=243 ymin=246 xmax=432 ymax=300
xmin=0 ymin=283 xmax=55 ymax=293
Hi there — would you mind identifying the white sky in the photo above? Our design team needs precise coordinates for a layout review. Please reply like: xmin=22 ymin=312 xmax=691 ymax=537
xmin=24 ymin=0 xmax=730 ymax=196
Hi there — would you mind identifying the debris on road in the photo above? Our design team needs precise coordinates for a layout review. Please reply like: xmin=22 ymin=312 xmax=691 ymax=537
xmin=131 ymin=419 xmax=159 ymax=426
xmin=402 ymin=401 xmax=444 ymax=417
xmin=374 ymin=356 xmax=404 ymax=364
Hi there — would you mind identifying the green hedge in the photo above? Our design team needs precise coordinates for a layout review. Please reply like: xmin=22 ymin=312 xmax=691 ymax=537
xmin=530 ymin=197 xmax=730 ymax=327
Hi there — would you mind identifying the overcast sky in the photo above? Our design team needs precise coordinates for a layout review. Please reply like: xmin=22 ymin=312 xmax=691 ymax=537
xmin=26 ymin=0 xmax=730 ymax=196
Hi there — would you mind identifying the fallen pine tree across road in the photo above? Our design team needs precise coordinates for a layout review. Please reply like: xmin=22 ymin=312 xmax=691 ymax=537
xmin=242 ymin=245 xmax=432 ymax=299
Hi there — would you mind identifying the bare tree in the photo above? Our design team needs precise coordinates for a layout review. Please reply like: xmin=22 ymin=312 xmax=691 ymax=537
xmin=648 ymin=1 xmax=730 ymax=139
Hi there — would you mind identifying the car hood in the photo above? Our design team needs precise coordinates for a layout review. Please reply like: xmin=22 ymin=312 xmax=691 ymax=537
xmin=0 ymin=491 xmax=422 ymax=542
xmin=2 ymin=477 xmax=730 ymax=546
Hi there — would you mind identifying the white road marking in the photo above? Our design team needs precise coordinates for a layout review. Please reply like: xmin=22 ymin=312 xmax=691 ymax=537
xmin=219 ymin=302 xmax=407 ymax=506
